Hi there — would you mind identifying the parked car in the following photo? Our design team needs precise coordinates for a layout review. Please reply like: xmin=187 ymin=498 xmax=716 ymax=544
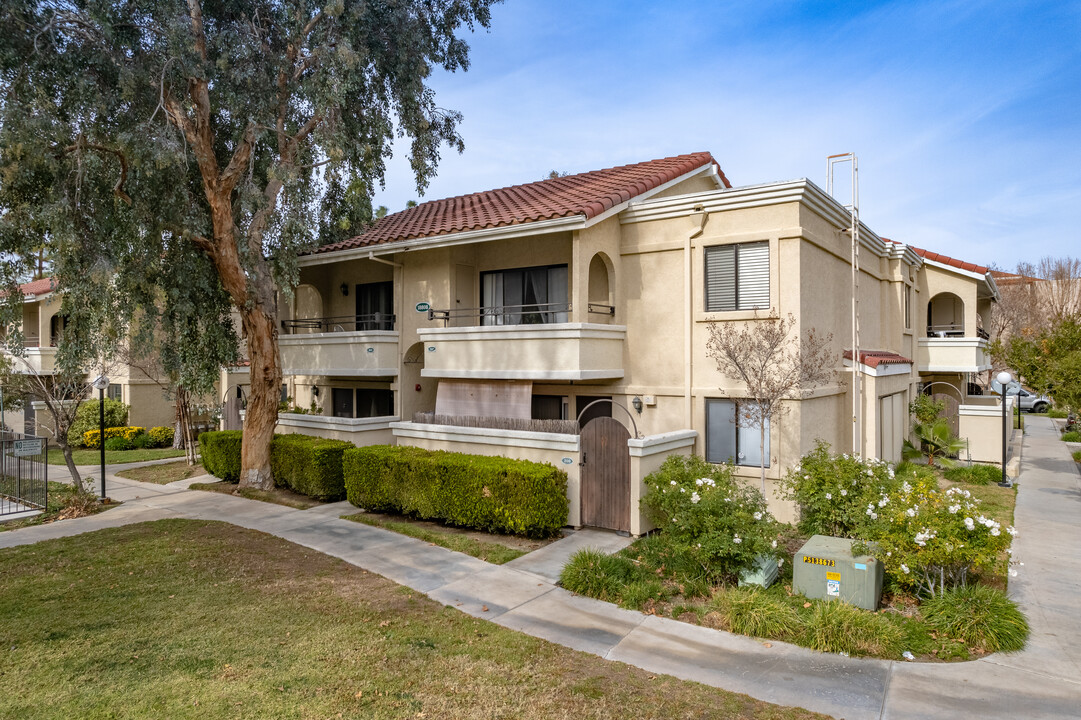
xmin=991 ymin=384 xmax=1052 ymax=413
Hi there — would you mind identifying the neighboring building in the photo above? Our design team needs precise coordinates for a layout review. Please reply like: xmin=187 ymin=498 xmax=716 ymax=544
xmin=265 ymin=152 xmax=1008 ymax=531
xmin=1 ymin=278 xmax=176 ymax=437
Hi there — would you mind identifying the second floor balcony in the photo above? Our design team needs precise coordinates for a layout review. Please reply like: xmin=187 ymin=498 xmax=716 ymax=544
xmin=917 ymin=335 xmax=991 ymax=374
xmin=279 ymin=313 xmax=398 ymax=378
xmin=419 ymin=303 xmax=625 ymax=381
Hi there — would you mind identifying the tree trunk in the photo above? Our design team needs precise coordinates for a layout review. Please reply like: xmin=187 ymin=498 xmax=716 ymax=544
xmin=237 ymin=305 xmax=280 ymax=490
xmin=172 ymin=386 xmax=186 ymax=449
xmin=759 ymin=422 xmax=767 ymax=495
xmin=200 ymin=191 xmax=281 ymax=491
xmin=59 ymin=441 xmax=83 ymax=488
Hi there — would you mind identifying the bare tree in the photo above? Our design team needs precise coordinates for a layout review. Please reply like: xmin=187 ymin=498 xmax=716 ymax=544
xmin=706 ymin=313 xmax=835 ymax=493
xmin=0 ymin=355 xmax=119 ymax=488
xmin=1037 ymin=256 xmax=1081 ymax=322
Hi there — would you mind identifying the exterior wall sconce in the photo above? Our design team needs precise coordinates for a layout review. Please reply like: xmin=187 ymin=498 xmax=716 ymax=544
xmin=340 ymin=283 xmax=349 ymax=296
xmin=631 ymin=396 xmax=643 ymax=414
xmin=311 ymin=385 xmax=319 ymax=397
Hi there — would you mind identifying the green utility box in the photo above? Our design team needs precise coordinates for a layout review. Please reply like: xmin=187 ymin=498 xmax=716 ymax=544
xmin=793 ymin=535 xmax=883 ymax=611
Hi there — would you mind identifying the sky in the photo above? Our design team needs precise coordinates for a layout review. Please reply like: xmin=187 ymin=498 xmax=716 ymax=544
xmin=369 ymin=0 xmax=1081 ymax=270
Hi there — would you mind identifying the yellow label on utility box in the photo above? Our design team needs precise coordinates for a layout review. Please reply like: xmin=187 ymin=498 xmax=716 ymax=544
xmin=826 ymin=572 xmax=841 ymax=581
xmin=803 ymin=556 xmax=836 ymax=567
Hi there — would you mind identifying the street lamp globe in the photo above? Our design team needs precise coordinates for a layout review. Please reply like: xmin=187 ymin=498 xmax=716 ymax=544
xmin=996 ymin=370 xmax=1013 ymax=389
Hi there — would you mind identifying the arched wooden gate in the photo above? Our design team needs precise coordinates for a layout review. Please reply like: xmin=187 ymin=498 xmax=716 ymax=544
xmin=579 ymin=416 xmax=631 ymax=532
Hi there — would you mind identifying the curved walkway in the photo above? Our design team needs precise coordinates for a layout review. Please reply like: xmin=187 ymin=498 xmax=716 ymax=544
xmin=2 ymin=417 xmax=1080 ymax=719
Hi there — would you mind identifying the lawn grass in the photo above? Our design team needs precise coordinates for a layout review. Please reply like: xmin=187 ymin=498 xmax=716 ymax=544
xmin=188 ymin=480 xmax=325 ymax=510
xmin=47 ymin=446 xmax=187 ymax=466
xmin=344 ymin=512 xmax=530 ymax=564
xmin=1073 ymin=450 xmax=1081 ymax=464
xmin=0 ymin=520 xmax=827 ymax=720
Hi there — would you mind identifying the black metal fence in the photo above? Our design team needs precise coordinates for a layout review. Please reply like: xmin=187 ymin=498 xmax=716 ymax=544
xmin=0 ymin=432 xmax=48 ymax=517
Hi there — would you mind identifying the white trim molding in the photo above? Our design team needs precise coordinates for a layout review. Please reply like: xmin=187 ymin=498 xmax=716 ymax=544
xmin=417 ymin=323 xmax=626 ymax=342
xmin=277 ymin=414 xmax=398 ymax=431
xmin=628 ymin=429 xmax=698 ymax=458
xmin=391 ymin=421 xmax=580 ymax=452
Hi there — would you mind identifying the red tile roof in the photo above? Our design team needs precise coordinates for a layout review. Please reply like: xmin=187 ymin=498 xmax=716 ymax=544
xmin=909 ymin=247 xmax=988 ymax=275
xmin=843 ymin=350 xmax=913 ymax=368
xmin=18 ymin=278 xmax=57 ymax=296
xmin=990 ymin=269 xmax=1041 ymax=285
xmin=314 ymin=152 xmax=726 ymax=255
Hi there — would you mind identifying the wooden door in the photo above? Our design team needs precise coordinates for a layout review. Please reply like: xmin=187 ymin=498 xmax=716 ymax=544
xmin=580 ymin=416 xmax=631 ymax=532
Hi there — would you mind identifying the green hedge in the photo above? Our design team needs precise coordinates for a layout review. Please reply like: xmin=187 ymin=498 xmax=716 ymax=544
xmin=198 ymin=430 xmax=352 ymax=499
xmin=270 ymin=434 xmax=354 ymax=500
xmin=199 ymin=430 xmax=244 ymax=483
xmin=344 ymin=445 xmax=568 ymax=538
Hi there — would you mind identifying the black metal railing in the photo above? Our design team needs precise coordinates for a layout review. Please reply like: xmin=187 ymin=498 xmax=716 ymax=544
xmin=587 ymin=303 xmax=615 ymax=316
xmin=427 ymin=302 xmax=571 ymax=328
xmin=281 ymin=313 xmax=395 ymax=334
xmin=926 ymin=323 xmax=965 ymax=338
xmin=0 ymin=432 xmax=48 ymax=517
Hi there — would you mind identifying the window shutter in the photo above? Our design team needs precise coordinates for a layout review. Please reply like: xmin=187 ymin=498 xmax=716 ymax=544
xmin=737 ymin=242 xmax=770 ymax=309
xmin=705 ymin=245 xmax=736 ymax=311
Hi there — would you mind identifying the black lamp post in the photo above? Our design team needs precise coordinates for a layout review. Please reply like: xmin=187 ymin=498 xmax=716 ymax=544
xmin=92 ymin=375 xmax=109 ymax=500
xmin=996 ymin=370 xmax=1013 ymax=488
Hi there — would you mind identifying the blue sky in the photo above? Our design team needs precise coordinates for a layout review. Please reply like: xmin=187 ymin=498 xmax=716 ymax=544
xmin=371 ymin=0 xmax=1081 ymax=269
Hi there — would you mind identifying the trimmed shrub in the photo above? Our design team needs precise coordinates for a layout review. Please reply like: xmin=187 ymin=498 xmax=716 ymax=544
xmin=943 ymin=464 xmax=1002 ymax=486
xmin=270 ymin=434 xmax=354 ymax=500
xmin=131 ymin=433 xmax=155 ymax=450
xmin=83 ymin=426 xmax=146 ymax=449
xmin=1062 ymin=431 xmax=1081 ymax=443
xmin=68 ymin=398 xmax=129 ymax=447
xmin=199 ymin=430 xmax=244 ymax=483
xmin=344 ymin=445 xmax=568 ymax=538
xmin=921 ymin=585 xmax=1029 ymax=653
xmin=104 ymin=435 xmax=133 ymax=451
xmin=148 ymin=426 xmax=175 ymax=448
xmin=1048 ymin=408 xmax=1068 ymax=418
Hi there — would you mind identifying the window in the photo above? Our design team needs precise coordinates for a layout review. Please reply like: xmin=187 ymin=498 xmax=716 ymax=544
xmin=705 ymin=398 xmax=769 ymax=467
xmin=904 ymin=285 xmax=912 ymax=330
xmin=704 ymin=242 xmax=769 ymax=312
xmin=107 ymin=384 xmax=122 ymax=401
xmin=355 ymin=281 xmax=394 ymax=330
xmin=355 ymin=388 xmax=393 ymax=418
xmin=332 ymin=388 xmax=354 ymax=418
xmin=481 ymin=264 xmax=568 ymax=325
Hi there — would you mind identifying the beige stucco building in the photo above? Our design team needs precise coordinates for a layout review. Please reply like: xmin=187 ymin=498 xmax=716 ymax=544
xmin=2 ymin=278 xmax=177 ymax=437
xmin=265 ymin=152 xmax=1010 ymax=532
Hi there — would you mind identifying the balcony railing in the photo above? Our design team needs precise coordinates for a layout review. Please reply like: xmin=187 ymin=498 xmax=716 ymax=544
xmin=281 ymin=313 xmax=395 ymax=334
xmin=926 ymin=324 xmax=990 ymax=340
xmin=428 ymin=302 xmax=570 ymax=327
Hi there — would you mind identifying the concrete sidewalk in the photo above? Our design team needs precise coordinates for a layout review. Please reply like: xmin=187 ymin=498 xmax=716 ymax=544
xmin=2 ymin=417 xmax=1080 ymax=719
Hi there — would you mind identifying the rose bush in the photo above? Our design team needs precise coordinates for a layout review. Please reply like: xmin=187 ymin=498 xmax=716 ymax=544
xmin=862 ymin=475 xmax=1015 ymax=597
xmin=641 ymin=455 xmax=781 ymax=584
xmin=779 ymin=440 xmax=898 ymax=538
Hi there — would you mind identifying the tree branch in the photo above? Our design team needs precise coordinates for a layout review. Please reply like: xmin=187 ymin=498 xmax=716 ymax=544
xmin=58 ymin=138 xmax=132 ymax=205
xmin=186 ymin=0 xmax=208 ymax=62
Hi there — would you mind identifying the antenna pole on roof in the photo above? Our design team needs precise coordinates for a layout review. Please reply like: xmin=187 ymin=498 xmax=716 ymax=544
xmin=827 ymin=153 xmax=862 ymax=458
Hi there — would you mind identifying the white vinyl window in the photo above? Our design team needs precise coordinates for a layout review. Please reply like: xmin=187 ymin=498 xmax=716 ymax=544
xmin=704 ymin=241 xmax=769 ymax=312
xmin=705 ymin=398 xmax=769 ymax=467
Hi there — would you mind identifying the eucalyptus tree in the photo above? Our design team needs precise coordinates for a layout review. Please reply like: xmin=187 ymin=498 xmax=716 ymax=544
xmin=0 ymin=0 xmax=496 ymax=488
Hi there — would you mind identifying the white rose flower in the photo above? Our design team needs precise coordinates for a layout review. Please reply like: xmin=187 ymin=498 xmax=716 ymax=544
xmin=733 ymin=536 xmax=742 ymax=544
xmin=825 ymin=493 xmax=832 ymax=500
xmin=753 ymin=511 xmax=762 ymax=520
xmin=841 ymin=489 xmax=847 ymax=496
xmin=900 ymin=564 xmax=910 ymax=574
xmin=691 ymin=492 xmax=701 ymax=504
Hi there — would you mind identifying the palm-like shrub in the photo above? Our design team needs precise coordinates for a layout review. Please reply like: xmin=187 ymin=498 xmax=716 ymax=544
xmin=903 ymin=417 xmax=967 ymax=467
